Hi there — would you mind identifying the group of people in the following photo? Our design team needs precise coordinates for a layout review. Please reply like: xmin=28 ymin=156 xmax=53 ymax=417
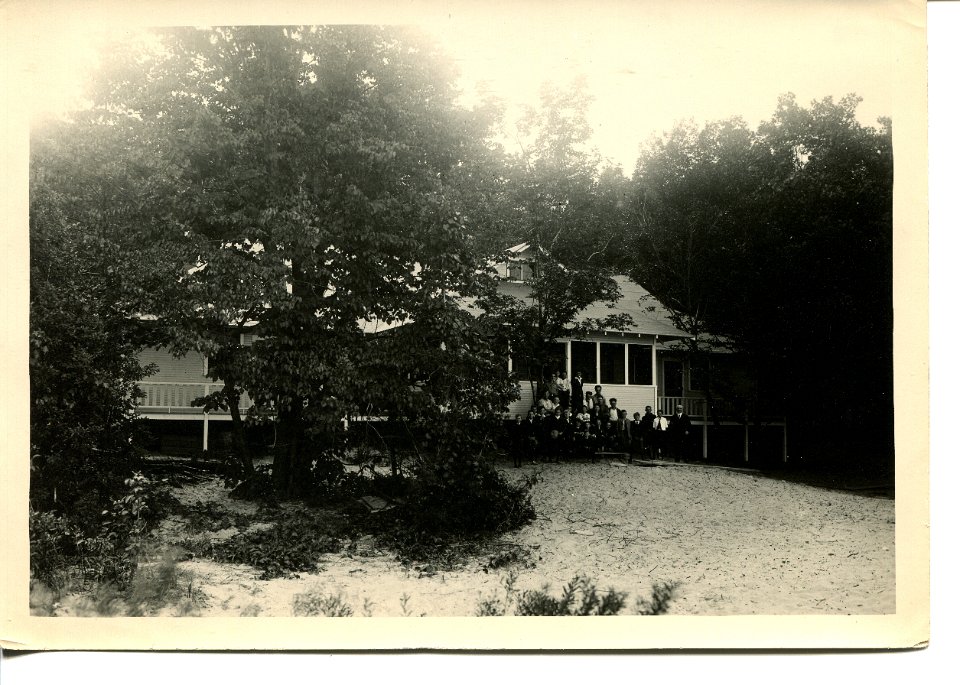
xmin=506 ymin=370 xmax=694 ymax=467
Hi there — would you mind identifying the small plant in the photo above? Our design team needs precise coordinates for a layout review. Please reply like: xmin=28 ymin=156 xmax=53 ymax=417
xmin=515 ymin=575 xmax=627 ymax=616
xmin=204 ymin=513 xmax=343 ymax=579
xmin=635 ymin=581 xmax=679 ymax=616
xmin=292 ymin=589 xmax=354 ymax=617
xmin=29 ymin=510 xmax=79 ymax=591
xmin=475 ymin=573 xmax=675 ymax=617
xmin=483 ymin=545 xmax=535 ymax=571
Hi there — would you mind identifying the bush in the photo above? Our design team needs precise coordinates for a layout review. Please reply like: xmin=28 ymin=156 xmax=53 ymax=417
xmin=30 ymin=472 xmax=170 ymax=593
xmin=476 ymin=573 xmax=677 ymax=617
xmin=204 ymin=514 xmax=344 ymax=579
xmin=29 ymin=510 xmax=79 ymax=591
xmin=292 ymin=589 xmax=353 ymax=617
xmin=515 ymin=575 xmax=628 ymax=616
xmin=402 ymin=456 xmax=536 ymax=536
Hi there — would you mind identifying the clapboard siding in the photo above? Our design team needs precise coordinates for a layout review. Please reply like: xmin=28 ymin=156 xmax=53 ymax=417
xmin=138 ymin=347 xmax=206 ymax=383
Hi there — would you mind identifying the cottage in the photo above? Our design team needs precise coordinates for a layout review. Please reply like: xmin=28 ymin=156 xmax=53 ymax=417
xmin=135 ymin=243 xmax=786 ymax=463
xmin=494 ymin=243 xmax=788 ymax=463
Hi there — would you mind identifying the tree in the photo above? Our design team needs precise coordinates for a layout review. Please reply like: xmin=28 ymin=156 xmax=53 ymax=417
xmin=29 ymin=126 xmax=162 ymax=527
xmin=40 ymin=25 xmax=516 ymax=496
xmin=474 ymin=80 xmax=634 ymax=394
xmin=626 ymin=94 xmax=893 ymax=464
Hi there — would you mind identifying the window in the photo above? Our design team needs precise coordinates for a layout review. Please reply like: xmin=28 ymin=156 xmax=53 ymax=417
xmin=627 ymin=344 xmax=653 ymax=385
xmin=511 ymin=353 xmax=534 ymax=381
xmin=599 ymin=343 xmax=625 ymax=385
xmin=663 ymin=360 xmax=684 ymax=396
xmin=507 ymin=263 xmax=522 ymax=281
xmin=571 ymin=341 xmax=597 ymax=384
xmin=689 ymin=359 xmax=708 ymax=392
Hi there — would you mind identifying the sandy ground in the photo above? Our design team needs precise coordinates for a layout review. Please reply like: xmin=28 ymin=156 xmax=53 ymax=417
xmin=155 ymin=459 xmax=895 ymax=617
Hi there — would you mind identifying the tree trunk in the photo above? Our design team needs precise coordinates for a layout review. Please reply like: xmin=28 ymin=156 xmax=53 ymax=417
xmin=224 ymin=380 xmax=254 ymax=477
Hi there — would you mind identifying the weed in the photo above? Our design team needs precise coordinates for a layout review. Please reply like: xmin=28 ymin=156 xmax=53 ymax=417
xmin=514 ymin=575 xmax=628 ymax=616
xmin=635 ymin=581 xmax=679 ymax=616
xmin=483 ymin=545 xmax=535 ymax=572
xmin=475 ymin=573 xmax=676 ymax=617
xmin=240 ymin=603 xmax=262 ymax=617
xmin=202 ymin=513 xmax=344 ymax=579
xmin=292 ymin=589 xmax=354 ymax=617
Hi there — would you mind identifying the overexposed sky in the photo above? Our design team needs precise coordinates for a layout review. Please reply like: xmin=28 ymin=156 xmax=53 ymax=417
xmin=15 ymin=0 xmax=901 ymax=171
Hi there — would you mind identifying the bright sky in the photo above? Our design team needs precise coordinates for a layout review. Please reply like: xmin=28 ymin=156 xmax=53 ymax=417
xmin=15 ymin=0 xmax=903 ymax=172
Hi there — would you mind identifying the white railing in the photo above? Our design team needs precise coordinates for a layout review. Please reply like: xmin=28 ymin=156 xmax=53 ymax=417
xmin=136 ymin=382 xmax=252 ymax=412
xmin=658 ymin=396 xmax=706 ymax=417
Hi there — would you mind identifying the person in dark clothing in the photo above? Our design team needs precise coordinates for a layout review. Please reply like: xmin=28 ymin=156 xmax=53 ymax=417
xmin=630 ymin=412 xmax=645 ymax=455
xmin=533 ymin=406 xmax=547 ymax=460
xmin=571 ymin=370 xmax=585 ymax=413
xmin=544 ymin=407 xmax=563 ymax=463
xmin=669 ymin=404 xmax=693 ymax=460
xmin=510 ymin=413 xmax=525 ymax=467
xmin=639 ymin=405 xmax=655 ymax=457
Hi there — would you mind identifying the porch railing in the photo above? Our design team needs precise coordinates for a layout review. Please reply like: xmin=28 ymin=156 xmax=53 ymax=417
xmin=136 ymin=382 xmax=253 ymax=412
xmin=657 ymin=396 xmax=785 ymax=423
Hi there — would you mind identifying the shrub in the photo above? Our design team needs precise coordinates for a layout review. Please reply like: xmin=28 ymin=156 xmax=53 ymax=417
xmin=475 ymin=574 xmax=677 ymax=617
xmin=205 ymin=514 xmax=343 ymax=579
xmin=292 ymin=589 xmax=354 ymax=617
xmin=402 ymin=456 xmax=536 ymax=536
xmin=515 ymin=575 xmax=628 ymax=616
xmin=636 ymin=581 xmax=679 ymax=616
xmin=29 ymin=510 xmax=79 ymax=591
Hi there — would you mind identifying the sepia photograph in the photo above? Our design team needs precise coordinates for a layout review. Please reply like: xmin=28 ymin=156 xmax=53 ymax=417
xmin=0 ymin=0 xmax=928 ymax=651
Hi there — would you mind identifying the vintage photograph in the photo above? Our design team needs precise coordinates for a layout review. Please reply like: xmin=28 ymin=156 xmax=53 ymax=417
xmin=3 ymin=0 xmax=928 ymax=650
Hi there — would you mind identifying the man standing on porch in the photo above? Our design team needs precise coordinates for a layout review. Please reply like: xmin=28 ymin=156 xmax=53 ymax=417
xmin=651 ymin=410 xmax=669 ymax=458
xmin=571 ymin=370 xmax=585 ymax=413
xmin=557 ymin=371 xmax=571 ymax=410
xmin=670 ymin=404 xmax=693 ymax=460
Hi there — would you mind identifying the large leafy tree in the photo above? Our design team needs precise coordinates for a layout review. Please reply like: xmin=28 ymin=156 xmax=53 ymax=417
xmin=626 ymin=94 xmax=893 ymax=463
xmin=476 ymin=80 xmax=633 ymax=391
xmin=29 ymin=125 xmax=163 ymax=527
xmin=34 ymin=25 xmax=517 ymax=496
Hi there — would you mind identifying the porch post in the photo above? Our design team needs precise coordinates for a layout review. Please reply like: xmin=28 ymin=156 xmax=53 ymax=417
xmin=202 ymin=382 xmax=210 ymax=452
xmin=651 ymin=336 xmax=659 ymax=411
xmin=702 ymin=422 xmax=708 ymax=460
xmin=743 ymin=421 xmax=750 ymax=463
xmin=622 ymin=342 xmax=628 ymax=386
xmin=782 ymin=421 xmax=788 ymax=463
xmin=594 ymin=341 xmax=600 ymax=385
xmin=566 ymin=340 xmax=572 ymax=379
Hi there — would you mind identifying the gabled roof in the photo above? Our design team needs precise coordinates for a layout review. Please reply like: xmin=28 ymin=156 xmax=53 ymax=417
xmin=495 ymin=275 xmax=692 ymax=339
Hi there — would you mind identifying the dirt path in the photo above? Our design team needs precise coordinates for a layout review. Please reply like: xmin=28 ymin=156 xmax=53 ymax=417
xmin=160 ymin=460 xmax=895 ymax=617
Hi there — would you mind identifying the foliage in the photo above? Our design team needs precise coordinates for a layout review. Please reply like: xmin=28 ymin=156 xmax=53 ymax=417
xmin=29 ymin=473 xmax=170 ymax=591
xmin=38 ymin=25 xmax=517 ymax=496
xmin=28 ymin=161 xmax=159 ymax=526
xmin=292 ymin=589 xmax=354 ymax=617
xmin=29 ymin=510 xmax=79 ymax=591
xmin=623 ymin=93 xmax=893 ymax=461
xmin=199 ymin=513 xmax=344 ymax=579
xmin=472 ymin=80 xmax=635 ymax=389
xmin=514 ymin=575 xmax=628 ymax=616
xmin=635 ymin=581 xmax=679 ymax=616
xmin=398 ymin=456 xmax=536 ymax=537
xmin=476 ymin=572 xmax=668 ymax=617
xmin=30 ymin=551 xmax=202 ymax=617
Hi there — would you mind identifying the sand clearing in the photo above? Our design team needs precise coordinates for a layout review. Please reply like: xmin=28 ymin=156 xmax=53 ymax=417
xmin=156 ymin=460 xmax=895 ymax=617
